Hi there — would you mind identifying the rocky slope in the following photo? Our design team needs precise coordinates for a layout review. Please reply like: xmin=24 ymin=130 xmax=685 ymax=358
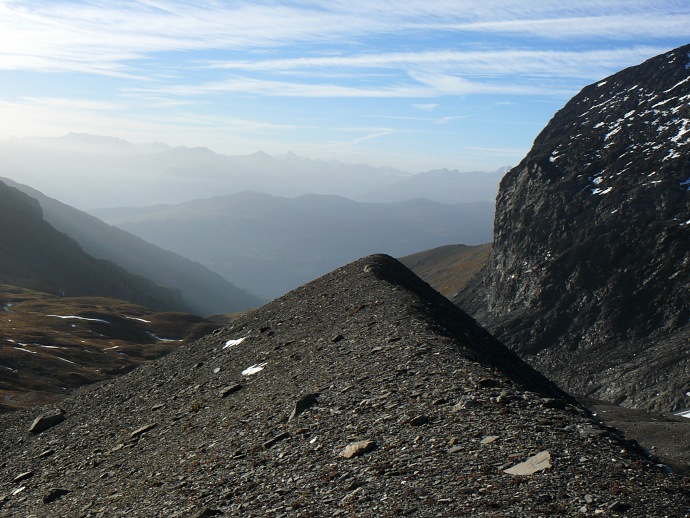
xmin=0 ymin=285 xmax=221 ymax=412
xmin=0 ymin=180 xmax=186 ymax=312
xmin=0 ymin=255 xmax=686 ymax=516
xmin=456 ymin=44 xmax=690 ymax=413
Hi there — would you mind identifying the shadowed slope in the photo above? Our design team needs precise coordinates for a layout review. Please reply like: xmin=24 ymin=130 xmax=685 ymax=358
xmin=0 ymin=180 xmax=185 ymax=312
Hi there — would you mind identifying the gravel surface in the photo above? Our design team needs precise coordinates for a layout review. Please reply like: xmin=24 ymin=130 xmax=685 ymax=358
xmin=0 ymin=255 xmax=687 ymax=517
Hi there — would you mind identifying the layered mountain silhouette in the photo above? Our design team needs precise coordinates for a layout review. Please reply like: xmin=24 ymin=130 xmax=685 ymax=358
xmin=0 ymin=133 xmax=505 ymax=209
xmin=92 ymin=192 xmax=494 ymax=299
xmin=362 ymin=168 xmax=506 ymax=204
xmin=0 ymin=180 xmax=186 ymax=312
xmin=1 ymin=178 xmax=263 ymax=316
xmin=0 ymin=255 xmax=686 ymax=516
xmin=456 ymin=44 xmax=690 ymax=413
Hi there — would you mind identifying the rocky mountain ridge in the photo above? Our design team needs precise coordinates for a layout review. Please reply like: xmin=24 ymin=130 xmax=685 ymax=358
xmin=455 ymin=44 xmax=690 ymax=413
xmin=0 ymin=255 xmax=687 ymax=516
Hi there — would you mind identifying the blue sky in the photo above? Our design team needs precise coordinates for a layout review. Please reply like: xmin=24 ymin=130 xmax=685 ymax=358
xmin=1 ymin=1 xmax=689 ymax=172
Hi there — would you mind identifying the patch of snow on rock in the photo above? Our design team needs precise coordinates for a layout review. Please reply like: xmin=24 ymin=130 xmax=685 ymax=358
xmin=242 ymin=362 xmax=267 ymax=376
xmin=223 ymin=337 xmax=246 ymax=350
xmin=47 ymin=315 xmax=110 ymax=324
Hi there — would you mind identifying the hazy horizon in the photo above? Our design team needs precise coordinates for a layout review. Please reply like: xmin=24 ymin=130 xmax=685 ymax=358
xmin=0 ymin=132 xmax=508 ymax=210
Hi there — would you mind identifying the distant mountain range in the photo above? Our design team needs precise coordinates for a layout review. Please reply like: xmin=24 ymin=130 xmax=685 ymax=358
xmin=456 ymin=43 xmax=690 ymax=413
xmin=1 ymin=178 xmax=263 ymax=316
xmin=92 ymin=192 xmax=494 ymax=299
xmin=0 ymin=133 xmax=505 ymax=209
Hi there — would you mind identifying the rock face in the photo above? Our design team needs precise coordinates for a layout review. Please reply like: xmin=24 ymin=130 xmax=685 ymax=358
xmin=455 ymin=45 xmax=690 ymax=413
xmin=0 ymin=255 xmax=686 ymax=516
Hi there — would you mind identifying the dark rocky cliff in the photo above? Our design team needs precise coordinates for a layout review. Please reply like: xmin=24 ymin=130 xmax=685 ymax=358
xmin=456 ymin=45 xmax=690 ymax=413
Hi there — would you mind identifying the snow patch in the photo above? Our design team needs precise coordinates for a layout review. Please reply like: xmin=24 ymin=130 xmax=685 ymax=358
xmin=592 ymin=187 xmax=612 ymax=195
xmin=604 ymin=126 xmax=621 ymax=140
xmin=47 ymin=315 xmax=110 ymax=324
xmin=597 ymin=81 xmax=607 ymax=87
xmin=677 ymin=409 xmax=690 ymax=419
xmin=125 ymin=316 xmax=151 ymax=323
xmin=664 ymin=76 xmax=690 ymax=94
xmin=242 ymin=362 xmax=267 ymax=376
xmin=224 ymin=337 xmax=246 ymax=350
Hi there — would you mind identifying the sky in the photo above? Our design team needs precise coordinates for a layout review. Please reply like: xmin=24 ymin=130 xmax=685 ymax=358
xmin=0 ymin=1 xmax=689 ymax=173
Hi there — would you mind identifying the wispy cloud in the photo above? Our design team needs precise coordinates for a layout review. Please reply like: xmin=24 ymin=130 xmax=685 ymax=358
xmin=413 ymin=104 xmax=439 ymax=111
xmin=352 ymin=130 xmax=395 ymax=144
xmin=206 ymin=47 xmax=669 ymax=82
xmin=0 ymin=1 xmax=685 ymax=77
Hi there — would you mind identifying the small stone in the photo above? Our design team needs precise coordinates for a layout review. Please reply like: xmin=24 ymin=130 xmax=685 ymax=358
xmin=542 ymin=398 xmax=567 ymax=410
xmin=220 ymin=384 xmax=243 ymax=398
xmin=129 ymin=423 xmax=157 ymax=440
xmin=151 ymin=403 xmax=166 ymax=411
xmin=29 ymin=408 xmax=65 ymax=435
xmin=448 ymin=446 xmax=463 ymax=454
xmin=289 ymin=393 xmax=319 ymax=421
xmin=480 ymin=436 xmax=499 ymax=445
xmin=340 ymin=440 xmax=377 ymax=459
xmin=477 ymin=378 xmax=498 ymax=388
xmin=38 ymin=449 xmax=55 ymax=459
xmin=608 ymin=501 xmax=631 ymax=512
xmin=584 ymin=494 xmax=594 ymax=504
xmin=410 ymin=415 xmax=430 ymax=426
xmin=191 ymin=507 xmax=222 ymax=517
xmin=13 ymin=471 xmax=33 ymax=483
xmin=43 ymin=488 xmax=70 ymax=504
xmin=263 ymin=432 xmax=291 ymax=449
xmin=332 ymin=334 xmax=345 ymax=343
xmin=453 ymin=397 xmax=478 ymax=411
xmin=504 ymin=450 xmax=552 ymax=475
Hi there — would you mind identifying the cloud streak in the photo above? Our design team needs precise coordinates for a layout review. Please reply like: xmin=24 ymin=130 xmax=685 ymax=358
xmin=0 ymin=1 xmax=686 ymax=77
